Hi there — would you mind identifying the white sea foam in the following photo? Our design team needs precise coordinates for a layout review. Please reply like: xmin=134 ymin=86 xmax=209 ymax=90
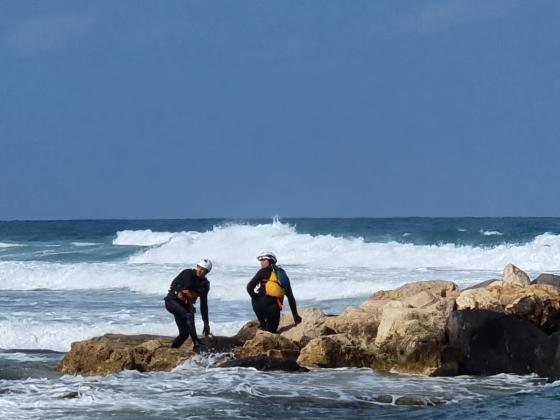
xmin=113 ymin=230 xmax=175 ymax=246
xmin=3 ymin=222 xmax=560 ymax=296
xmin=0 ymin=317 xmax=245 ymax=352
xmin=71 ymin=242 xmax=100 ymax=247
xmin=126 ymin=221 xmax=560 ymax=272
xmin=0 ymin=260 xmax=407 ymax=300
xmin=480 ymin=230 xmax=504 ymax=236
xmin=0 ymin=261 xmax=176 ymax=295
xmin=0 ymin=242 xmax=25 ymax=248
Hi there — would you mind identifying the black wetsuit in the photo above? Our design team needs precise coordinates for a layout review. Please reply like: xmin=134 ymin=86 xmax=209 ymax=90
xmin=246 ymin=266 xmax=299 ymax=333
xmin=164 ymin=269 xmax=210 ymax=348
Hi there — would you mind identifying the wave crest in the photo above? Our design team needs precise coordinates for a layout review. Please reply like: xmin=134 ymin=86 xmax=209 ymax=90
xmin=125 ymin=221 xmax=560 ymax=272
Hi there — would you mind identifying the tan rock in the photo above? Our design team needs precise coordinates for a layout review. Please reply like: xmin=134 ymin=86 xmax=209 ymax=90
xmin=456 ymin=286 xmax=504 ymax=312
xmin=278 ymin=308 xmax=333 ymax=347
xmin=372 ymin=298 xmax=455 ymax=375
xmin=325 ymin=301 xmax=395 ymax=342
xmin=369 ymin=280 xmax=459 ymax=301
xmin=323 ymin=280 xmax=458 ymax=374
xmin=235 ymin=330 xmax=300 ymax=360
xmin=59 ymin=333 xmax=242 ymax=375
xmin=234 ymin=320 xmax=260 ymax=342
xmin=59 ymin=334 xmax=191 ymax=375
xmin=297 ymin=334 xmax=373 ymax=368
xmin=456 ymin=283 xmax=560 ymax=327
xmin=502 ymin=264 xmax=530 ymax=286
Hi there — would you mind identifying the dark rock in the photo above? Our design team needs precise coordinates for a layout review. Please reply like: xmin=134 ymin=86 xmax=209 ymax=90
xmin=442 ymin=309 xmax=558 ymax=379
xmin=234 ymin=320 xmax=260 ymax=342
xmin=461 ymin=279 xmax=500 ymax=291
xmin=395 ymin=396 xmax=427 ymax=406
xmin=373 ymin=394 xmax=393 ymax=404
xmin=59 ymin=391 xmax=80 ymax=399
xmin=427 ymin=397 xmax=446 ymax=406
xmin=214 ymin=355 xmax=309 ymax=372
xmin=199 ymin=335 xmax=243 ymax=352
xmin=533 ymin=273 xmax=560 ymax=288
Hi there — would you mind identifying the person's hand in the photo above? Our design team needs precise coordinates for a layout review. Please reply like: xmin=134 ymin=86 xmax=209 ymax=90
xmin=294 ymin=314 xmax=302 ymax=325
xmin=202 ymin=322 xmax=210 ymax=336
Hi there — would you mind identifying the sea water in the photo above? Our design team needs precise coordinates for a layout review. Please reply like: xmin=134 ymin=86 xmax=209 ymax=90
xmin=1 ymin=218 xmax=560 ymax=419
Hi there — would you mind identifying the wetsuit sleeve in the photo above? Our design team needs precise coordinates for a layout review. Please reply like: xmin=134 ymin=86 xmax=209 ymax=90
xmin=246 ymin=268 xmax=266 ymax=297
xmin=284 ymin=275 xmax=299 ymax=319
xmin=200 ymin=282 xmax=209 ymax=324
xmin=168 ymin=269 xmax=188 ymax=294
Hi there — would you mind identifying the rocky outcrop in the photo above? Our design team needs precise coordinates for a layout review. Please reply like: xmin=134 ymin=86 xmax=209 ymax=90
xmin=59 ymin=334 xmax=242 ymax=375
xmin=60 ymin=264 xmax=560 ymax=379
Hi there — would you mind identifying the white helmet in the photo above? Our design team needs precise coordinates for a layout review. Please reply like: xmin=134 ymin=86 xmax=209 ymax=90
xmin=196 ymin=258 xmax=212 ymax=273
xmin=257 ymin=251 xmax=277 ymax=264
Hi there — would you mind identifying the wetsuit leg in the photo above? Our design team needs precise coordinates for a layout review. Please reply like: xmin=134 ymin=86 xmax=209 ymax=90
xmin=261 ymin=297 xmax=281 ymax=333
xmin=165 ymin=298 xmax=199 ymax=348
xmin=251 ymin=296 xmax=267 ymax=329
xmin=252 ymin=295 xmax=281 ymax=333
xmin=266 ymin=303 xmax=281 ymax=333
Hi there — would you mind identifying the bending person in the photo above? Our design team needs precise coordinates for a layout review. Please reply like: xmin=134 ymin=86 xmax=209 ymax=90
xmin=165 ymin=258 xmax=212 ymax=352
xmin=246 ymin=251 xmax=302 ymax=333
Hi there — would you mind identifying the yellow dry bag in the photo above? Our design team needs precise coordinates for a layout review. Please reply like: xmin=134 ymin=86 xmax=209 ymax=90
xmin=264 ymin=269 xmax=285 ymax=300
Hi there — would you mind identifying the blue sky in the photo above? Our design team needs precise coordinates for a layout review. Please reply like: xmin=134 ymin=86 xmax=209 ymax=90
xmin=1 ymin=0 xmax=559 ymax=219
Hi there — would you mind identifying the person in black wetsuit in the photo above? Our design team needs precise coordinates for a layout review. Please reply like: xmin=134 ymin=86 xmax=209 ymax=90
xmin=246 ymin=251 xmax=302 ymax=333
xmin=165 ymin=258 xmax=212 ymax=351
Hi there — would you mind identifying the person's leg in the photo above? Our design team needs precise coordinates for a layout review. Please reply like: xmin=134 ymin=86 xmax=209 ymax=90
xmin=171 ymin=313 xmax=189 ymax=348
xmin=251 ymin=296 xmax=267 ymax=329
xmin=262 ymin=299 xmax=281 ymax=333
xmin=267 ymin=305 xmax=281 ymax=333
xmin=166 ymin=298 xmax=198 ymax=348
xmin=184 ymin=312 xmax=200 ymax=344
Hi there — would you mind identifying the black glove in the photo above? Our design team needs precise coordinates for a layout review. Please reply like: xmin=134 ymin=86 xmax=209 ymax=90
xmin=202 ymin=322 xmax=210 ymax=336
xmin=294 ymin=314 xmax=302 ymax=325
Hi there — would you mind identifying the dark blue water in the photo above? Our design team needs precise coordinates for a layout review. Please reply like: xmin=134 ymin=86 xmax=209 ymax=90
xmin=2 ymin=217 xmax=560 ymax=246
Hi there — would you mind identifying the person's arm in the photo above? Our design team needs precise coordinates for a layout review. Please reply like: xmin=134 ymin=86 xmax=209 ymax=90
xmin=246 ymin=269 xmax=266 ymax=297
xmin=200 ymin=282 xmax=209 ymax=324
xmin=284 ymin=276 xmax=302 ymax=324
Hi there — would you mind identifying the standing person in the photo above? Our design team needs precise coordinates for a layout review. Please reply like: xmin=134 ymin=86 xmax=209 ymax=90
xmin=246 ymin=251 xmax=302 ymax=333
xmin=165 ymin=258 xmax=212 ymax=352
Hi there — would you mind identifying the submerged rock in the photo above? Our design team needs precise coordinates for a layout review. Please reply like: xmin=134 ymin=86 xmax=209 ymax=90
xmin=373 ymin=394 xmax=393 ymax=404
xmin=58 ymin=391 xmax=80 ymax=399
xmin=214 ymin=355 xmax=308 ymax=372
